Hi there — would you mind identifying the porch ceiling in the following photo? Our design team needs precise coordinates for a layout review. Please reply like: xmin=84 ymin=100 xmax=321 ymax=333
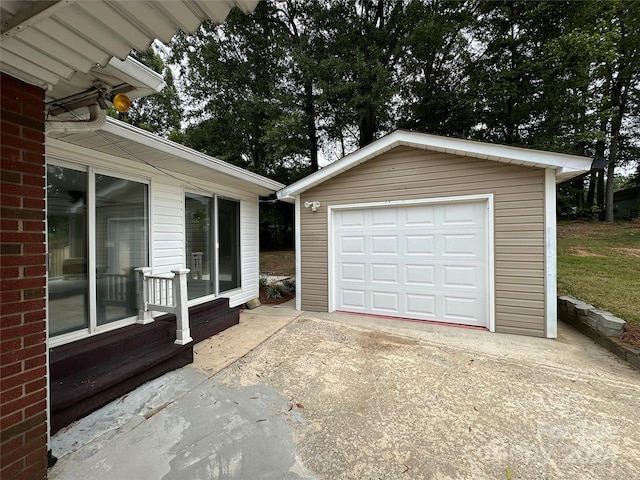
xmin=47 ymin=117 xmax=284 ymax=196
xmin=1 ymin=0 xmax=259 ymax=106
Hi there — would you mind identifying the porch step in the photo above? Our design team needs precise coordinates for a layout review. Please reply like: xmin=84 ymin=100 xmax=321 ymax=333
xmin=49 ymin=298 xmax=240 ymax=435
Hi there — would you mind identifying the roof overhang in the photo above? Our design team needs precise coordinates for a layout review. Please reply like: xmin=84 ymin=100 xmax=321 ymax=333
xmin=1 ymin=0 xmax=259 ymax=112
xmin=47 ymin=117 xmax=284 ymax=196
xmin=277 ymin=130 xmax=594 ymax=200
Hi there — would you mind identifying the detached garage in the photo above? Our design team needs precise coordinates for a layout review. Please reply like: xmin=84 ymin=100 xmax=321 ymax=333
xmin=277 ymin=131 xmax=593 ymax=338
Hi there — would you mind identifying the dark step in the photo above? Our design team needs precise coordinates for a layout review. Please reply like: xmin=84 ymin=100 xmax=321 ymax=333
xmin=50 ymin=346 xmax=192 ymax=435
xmin=158 ymin=298 xmax=240 ymax=343
xmin=50 ymin=321 xmax=173 ymax=379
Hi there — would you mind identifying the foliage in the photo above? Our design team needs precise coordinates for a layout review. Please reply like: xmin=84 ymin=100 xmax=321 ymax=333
xmin=159 ymin=0 xmax=639 ymax=229
xmin=557 ymin=221 xmax=640 ymax=323
xmin=265 ymin=283 xmax=286 ymax=299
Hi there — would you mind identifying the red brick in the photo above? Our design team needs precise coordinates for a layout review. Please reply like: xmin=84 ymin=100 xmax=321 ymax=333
xmin=0 ymin=182 xmax=44 ymax=199
xmin=23 ymin=221 xmax=44 ymax=232
xmin=1 ymin=232 xmax=45 ymax=244
xmin=21 ymin=103 xmax=45 ymax=121
xmin=1 ymin=169 xmax=21 ymax=183
xmin=0 ymin=410 xmax=23 ymax=430
xmin=23 ymin=332 xmax=46 ymax=348
xmin=24 ymin=244 xmax=46 ymax=255
xmin=0 ymin=194 xmax=21 ymax=207
xmin=1 ymin=120 xmax=20 ymax=136
xmin=0 ymin=338 xmax=22 ymax=352
xmin=24 ymin=439 xmax=47 ymax=465
xmin=17 ymin=456 xmax=47 ymax=480
xmin=0 ymin=158 xmax=44 ymax=175
xmin=23 ymin=288 xmax=45 ymax=300
xmin=1 ymin=73 xmax=22 ymax=90
xmin=22 ymin=151 xmax=44 ymax=164
xmin=0 ymin=291 xmax=22 ymax=303
xmin=24 ymin=378 xmax=46 ymax=395
xmin=0 ymin=456 xmax=25 ymax=478
xmin=24 ymin=422 xmax=47 ymax=443
xmin=22 ymin=198 xmax=45 ymax=210
xmin=1 ymin=385 xmax=24 ymax=404
xmin=0 ymin=267 xmax=21 ymax=279
xmin=0 ymin=435 xmax=24 ymax=457
xmin=23 ymin=310 xmax=45 ymax=323
xmin=24 ymin=399 xmax=46 ymax=418
xmin=0 ymin=362 xmax=23 ymax=379
xmin=21 ymin=127 xmax=44 ymax=142
xmin=1 ymin=277 xmax=45 ymax=291
xmin=2 ymin=390 xmax=45 ymax=416
xmin=0 ymin=255 xmax=45 ymax=267
xmin=0 ymin=342 xmax=45 ymax=365
xmin=1 ymin=219 xmax=20 ymax=230
xmin=0 ymin=315 xmax=23 ymax=329
xmin=23 ymin=266 xmax=46 ymax=277
xmin=1 ymin=365 xmax=45 ymax=392
xmin=24 ymin=355 xmax=45 ymax=370
xmin=22 ymin=174 xmax=44 ymax=187
xmin=1 ymin=436 xmax=45 ymax=473
xmin=0 ymin=95 xmax=21 ymax=113
xmin=1 ymin=322 xmax=46 ymax=343
xmin=1 ymin=133 xmax=43 ymax=153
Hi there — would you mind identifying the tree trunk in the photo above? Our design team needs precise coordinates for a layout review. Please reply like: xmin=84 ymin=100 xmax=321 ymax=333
xmin=586 ymin=172 xmax=596 ymax=207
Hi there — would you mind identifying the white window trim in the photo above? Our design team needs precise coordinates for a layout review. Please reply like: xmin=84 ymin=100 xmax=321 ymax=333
xmin=46 ymin=162 xmax=152 ymax=348
xmin=326 ymin=194 xmax=495 ymax=332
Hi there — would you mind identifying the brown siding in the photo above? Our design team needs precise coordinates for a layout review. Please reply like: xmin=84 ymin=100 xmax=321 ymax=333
xmin=0 ymin=72 xmax=49 ymax=479
xmin=300 ymin=146 xmax=546 ymax=337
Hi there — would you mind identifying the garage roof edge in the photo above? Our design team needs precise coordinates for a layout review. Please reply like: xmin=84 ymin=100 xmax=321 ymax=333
xmin=277 ymin=130 xmax=593 ymax=199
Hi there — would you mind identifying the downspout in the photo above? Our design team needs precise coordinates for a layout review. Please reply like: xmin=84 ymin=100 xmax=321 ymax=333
xmin=45 ymin=103 xmax=107 ymax=136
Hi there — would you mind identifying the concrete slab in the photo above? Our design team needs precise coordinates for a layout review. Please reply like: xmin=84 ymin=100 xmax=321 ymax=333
xmin=49 ymin=308 xmax=640 ymax=480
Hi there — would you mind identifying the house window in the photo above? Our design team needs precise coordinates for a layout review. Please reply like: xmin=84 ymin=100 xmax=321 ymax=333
xmin=218 ymin=198 xmax=241 ymax=292
xmin=185 ymin=193 xmax=215 ymax=300
xmin=47 ymin=165 xmax=149 ymax=341
xmin=184 ymin=194 xmax=241 ymax=299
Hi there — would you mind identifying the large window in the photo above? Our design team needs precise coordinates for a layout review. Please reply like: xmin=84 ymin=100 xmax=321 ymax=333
xmin=47 ymin=165 xmax=149 ymax=340
xmin=185 ymin=194 xmax=241 ymax=300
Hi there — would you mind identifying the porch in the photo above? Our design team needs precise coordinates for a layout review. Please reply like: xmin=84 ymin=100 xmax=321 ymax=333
xmin=49 ymin=268 xmax=241 ymax=434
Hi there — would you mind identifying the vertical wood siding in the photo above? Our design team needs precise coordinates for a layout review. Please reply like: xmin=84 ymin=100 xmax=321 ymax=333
xmin=300 ymin=146 xmax=547 ymax=337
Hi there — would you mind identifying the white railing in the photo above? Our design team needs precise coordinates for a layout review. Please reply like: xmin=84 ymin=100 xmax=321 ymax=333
xmin=135 ymin=267 xmax=192 ymax=345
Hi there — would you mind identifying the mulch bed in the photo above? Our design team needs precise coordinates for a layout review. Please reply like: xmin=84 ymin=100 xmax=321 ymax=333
xmin=619 ymin=323 xmax=640 ymax=349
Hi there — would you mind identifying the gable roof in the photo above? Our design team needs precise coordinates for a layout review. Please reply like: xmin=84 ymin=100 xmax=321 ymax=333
xmin=47 ymin=116 xmax=284 ymax=196
xmin=277 ymin=130 xmax=594 ymax=200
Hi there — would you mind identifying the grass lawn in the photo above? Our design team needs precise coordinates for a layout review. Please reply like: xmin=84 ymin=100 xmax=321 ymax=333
xmin=557 ymin=221 xmax=640 ymax=324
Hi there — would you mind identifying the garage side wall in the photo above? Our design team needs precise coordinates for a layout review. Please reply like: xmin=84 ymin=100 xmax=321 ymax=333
xmin=300 ymin=146 xmax=546 ymax=337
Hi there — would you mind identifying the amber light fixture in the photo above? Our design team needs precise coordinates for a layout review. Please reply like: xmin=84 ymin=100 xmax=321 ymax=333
xmin=112 ymin=93 xmax=131 ymax=113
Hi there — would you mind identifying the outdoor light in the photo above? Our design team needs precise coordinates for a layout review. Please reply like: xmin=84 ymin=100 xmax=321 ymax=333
xmin=112 ymin=93 xmax=131 ymax=113
xmin=304 ymin=201 xmax=320 ymax=212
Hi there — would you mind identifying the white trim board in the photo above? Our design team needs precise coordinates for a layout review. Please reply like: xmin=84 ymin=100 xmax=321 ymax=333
xmin=277 ymin=130 xmax=593 ymax=200
xmin=544 ymin=169 xmax=558 ymax=339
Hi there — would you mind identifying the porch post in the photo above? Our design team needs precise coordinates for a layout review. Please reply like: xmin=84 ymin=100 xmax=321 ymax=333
xmin=172 ymin=269 xmax=192 ymax=345
xmin=135 ymin=267 xmax=153 ymax=324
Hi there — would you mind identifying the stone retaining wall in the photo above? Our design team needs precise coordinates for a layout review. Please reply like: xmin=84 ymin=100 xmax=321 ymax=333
xmin=558 ymin=296 xmax=639 ymax=370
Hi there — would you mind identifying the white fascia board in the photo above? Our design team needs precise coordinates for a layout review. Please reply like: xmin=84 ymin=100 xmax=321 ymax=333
xmin=101 ymin=118 xmax=285 ymax=193
xmin=544 ymin=169 xmax=558 ymax=339
xmin=277 ymin=130 xmax=594 ymax=198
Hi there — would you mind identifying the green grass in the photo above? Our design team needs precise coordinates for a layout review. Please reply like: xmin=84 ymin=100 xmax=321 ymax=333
xmin=557 ymin=221 xmax=640 ymax=323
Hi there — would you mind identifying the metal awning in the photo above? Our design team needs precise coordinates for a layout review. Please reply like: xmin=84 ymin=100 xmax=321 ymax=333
xmin=1 ymin=0 xmax=258 ymax=107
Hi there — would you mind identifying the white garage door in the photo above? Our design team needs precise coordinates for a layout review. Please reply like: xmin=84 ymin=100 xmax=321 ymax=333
xmin=333 ymin=201 xmax=488 ymax=327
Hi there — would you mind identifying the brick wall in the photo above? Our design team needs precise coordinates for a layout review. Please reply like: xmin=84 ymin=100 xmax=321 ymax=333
xmin=1 ymin=72 xmax=48 ymax=480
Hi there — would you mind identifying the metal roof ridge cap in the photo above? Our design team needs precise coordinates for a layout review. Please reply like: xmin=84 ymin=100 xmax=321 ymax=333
xmin=102 ymin=117 xmax=285 ymax=190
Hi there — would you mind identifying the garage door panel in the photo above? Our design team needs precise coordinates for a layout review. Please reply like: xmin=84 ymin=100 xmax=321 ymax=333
xmin=341 ymin=236 xmax=365 ymax=254
xmin=371 ymin=291 xmax=399 ymax=312
xmin=406 ymin=235 xmax=434 ymax=255
xmin=341 ymin=263 xmax=366 ymax=282
xmin=405 ymin=264 xmax=435 ymax=286
xmin=341 ymin=289 xmax=367 ymax=309
xmin=371 ymin=235 xmax=398 ymax=254
xmin=371 ymin=263 xmax=398 ymax=283
xmin=334 ymin=200 xmax=488 ymax=328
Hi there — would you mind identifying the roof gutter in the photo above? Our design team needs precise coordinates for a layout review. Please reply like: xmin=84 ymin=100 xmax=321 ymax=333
xmin=45 ymin=103 xmax=106 ymax=136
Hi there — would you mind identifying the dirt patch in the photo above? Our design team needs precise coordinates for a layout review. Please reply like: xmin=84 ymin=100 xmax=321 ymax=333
xmin=259 ymin=285 xmax=295 ymax=305
xmin=619 ymin=323 xmax=640 ymax=349
xmin=612 ymin=247 xmax=640 ymax=258
xmin=567 ymin=247 xmax=605 ymax=257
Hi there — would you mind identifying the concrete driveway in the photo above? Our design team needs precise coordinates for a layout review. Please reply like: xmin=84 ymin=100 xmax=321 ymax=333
xmin=49 ymin=305 xmax=640 ymax=480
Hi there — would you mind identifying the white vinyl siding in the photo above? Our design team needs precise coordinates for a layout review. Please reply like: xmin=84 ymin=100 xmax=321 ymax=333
xmin=47 ymin=140 xmax=261 ymax=312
